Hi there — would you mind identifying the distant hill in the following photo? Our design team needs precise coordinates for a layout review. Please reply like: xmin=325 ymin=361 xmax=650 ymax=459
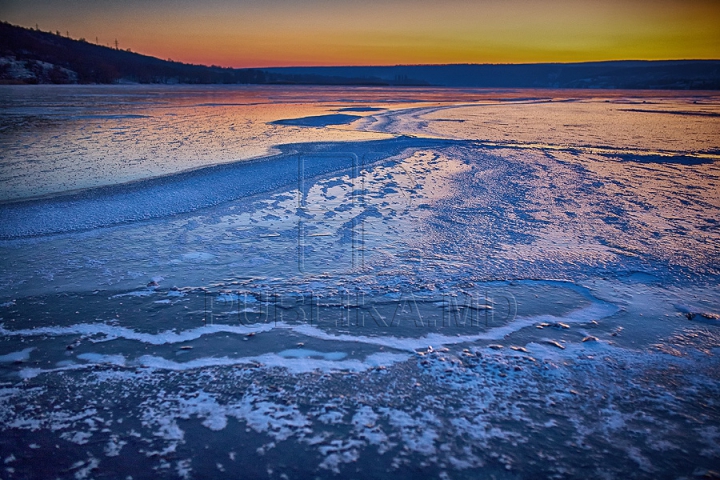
xmin=2 ymin=21 xmax=719 ymax=89
xmin=266 ymin=62 xmax=720 ymax=90
xmin=0 ymin=22 xmax=397 ymax=85
xmin=0 ymin=22 xmax=268 ymax=84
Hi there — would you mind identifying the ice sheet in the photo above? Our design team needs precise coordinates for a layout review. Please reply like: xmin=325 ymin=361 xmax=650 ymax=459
xmin=0 ymin=86 xmax=718 ymax=478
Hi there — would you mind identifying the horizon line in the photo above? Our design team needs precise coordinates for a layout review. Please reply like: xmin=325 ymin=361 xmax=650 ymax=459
xmin=5 ymin=21 xmax=720 ymax=71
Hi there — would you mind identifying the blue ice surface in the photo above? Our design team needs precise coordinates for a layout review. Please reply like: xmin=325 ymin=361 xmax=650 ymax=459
xmin=0 ymin=136 xmax=446 ymax=239
xmin=271 ymin=114 xmax=361 ymax=127
xmin=336 ymin=107 xmax=385 ymax=112
xmin=603 ymin=153 xmax=714 ymax=165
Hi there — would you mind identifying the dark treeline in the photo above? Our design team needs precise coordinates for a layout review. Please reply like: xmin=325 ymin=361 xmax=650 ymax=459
xmin=0 ymin=22 xmax=268 ymax=84
xmin=0 ymin=22 xmax=398 ymax=85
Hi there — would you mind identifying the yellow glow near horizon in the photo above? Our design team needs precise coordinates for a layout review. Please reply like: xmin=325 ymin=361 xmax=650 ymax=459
xmin=2 ymin=0 xmax=719 ymax=67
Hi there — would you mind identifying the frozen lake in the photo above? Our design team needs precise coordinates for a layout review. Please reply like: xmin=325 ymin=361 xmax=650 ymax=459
xmin=1 ymin=85 xmax=719 ymax=479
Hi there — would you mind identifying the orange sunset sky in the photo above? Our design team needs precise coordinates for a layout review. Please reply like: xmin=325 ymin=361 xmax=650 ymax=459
xmin=1 ymin=0 xmax=719 ymax=68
